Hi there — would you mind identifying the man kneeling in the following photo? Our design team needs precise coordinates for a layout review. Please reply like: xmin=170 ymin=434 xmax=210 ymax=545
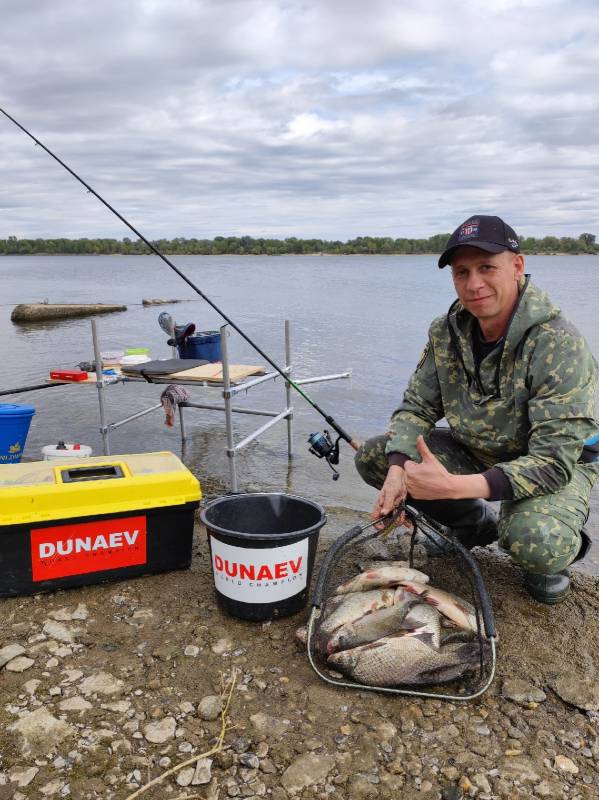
xmin=356 ymin=215 xmax=598 ymax=604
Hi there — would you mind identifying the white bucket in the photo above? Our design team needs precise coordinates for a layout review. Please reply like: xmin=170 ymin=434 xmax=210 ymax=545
xmin=42 ymin=443 xmax=93 ymax=461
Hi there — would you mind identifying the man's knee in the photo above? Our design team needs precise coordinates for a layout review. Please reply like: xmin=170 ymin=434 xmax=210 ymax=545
xmin=498 ymin=512 xmax=581 ymax=574
xmin=354 ymin=435 xmax=389 ymax=490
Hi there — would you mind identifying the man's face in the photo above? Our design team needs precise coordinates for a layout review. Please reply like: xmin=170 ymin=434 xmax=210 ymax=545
xmin=450 ymin=246 xmax=525 ymax=328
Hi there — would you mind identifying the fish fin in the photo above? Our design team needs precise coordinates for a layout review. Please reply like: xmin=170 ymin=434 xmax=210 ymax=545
xmin=407 ymin=630 xmax=436 ymax=647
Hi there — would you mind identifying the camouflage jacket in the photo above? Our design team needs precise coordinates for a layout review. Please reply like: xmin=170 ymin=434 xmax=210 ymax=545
xmin=386 ymin=278 xmax=599 ymax=500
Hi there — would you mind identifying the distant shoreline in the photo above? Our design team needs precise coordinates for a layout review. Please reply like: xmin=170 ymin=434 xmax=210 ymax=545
xmin=1 ymin=234 xmax=597 ymax=257
xmin=1 ymin=251 xmax=596 ymax=257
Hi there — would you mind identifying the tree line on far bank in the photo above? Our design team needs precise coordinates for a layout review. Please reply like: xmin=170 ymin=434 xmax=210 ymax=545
xmin=0 ymin=232 xmax=597 ymax=256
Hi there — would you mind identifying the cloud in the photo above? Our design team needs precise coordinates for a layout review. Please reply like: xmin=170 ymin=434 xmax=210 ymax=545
xmin=0 ymin=0 xmax=598 ymax=239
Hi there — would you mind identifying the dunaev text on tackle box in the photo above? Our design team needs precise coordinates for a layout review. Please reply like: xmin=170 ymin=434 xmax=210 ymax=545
xmin=0 ymin=452 xmax=201 ymax=597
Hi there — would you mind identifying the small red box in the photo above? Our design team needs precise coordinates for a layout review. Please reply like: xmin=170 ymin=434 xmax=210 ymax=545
xmin=49 ymin=370 xmax=88 ymax=381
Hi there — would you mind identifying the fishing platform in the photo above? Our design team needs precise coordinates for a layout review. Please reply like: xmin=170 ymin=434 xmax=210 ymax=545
xmin=45 ymin=318 xmax=351 ymax=491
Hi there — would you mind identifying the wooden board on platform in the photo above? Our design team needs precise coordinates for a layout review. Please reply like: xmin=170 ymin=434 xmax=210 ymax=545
xmin=168 ymin=364 xmax=266 ymax=382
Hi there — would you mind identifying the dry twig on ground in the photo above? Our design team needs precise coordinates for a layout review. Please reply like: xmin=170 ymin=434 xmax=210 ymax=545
xmin=124 ymin=668 xmax=239 ymax=800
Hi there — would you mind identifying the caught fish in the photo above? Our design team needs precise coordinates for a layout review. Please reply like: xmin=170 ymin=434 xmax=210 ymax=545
xmin=334 ymin=565 xmax=429 ymax=595
xmin=327 ymin=629 xmax=480 ymax=687
xmin=312 ymin=588 xmax=396 ymax=656
xmin=399 ymin=602 xmax=442 ymax=648
xmin=319 ymin=588 xmax=397 ymax=635
xmin=326 ymin=587 xmax=420 ymax=654
xmin=400 ymin=581 xmax=478 ymax=633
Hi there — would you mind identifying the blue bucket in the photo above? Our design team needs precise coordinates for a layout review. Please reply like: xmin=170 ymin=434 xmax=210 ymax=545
xmin=178 ymin=331 xmax=222 ymax=362
xmin=0 ymin=404 xmax=36 ymax=464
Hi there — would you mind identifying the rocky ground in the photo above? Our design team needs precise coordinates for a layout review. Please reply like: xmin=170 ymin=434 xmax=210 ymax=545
xmin=1 ymin=506 xmax=599 ymax=800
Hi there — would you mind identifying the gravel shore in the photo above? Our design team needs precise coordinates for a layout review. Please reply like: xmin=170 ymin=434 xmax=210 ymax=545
xmin=1 ymin=507 xmax=598 ymax=800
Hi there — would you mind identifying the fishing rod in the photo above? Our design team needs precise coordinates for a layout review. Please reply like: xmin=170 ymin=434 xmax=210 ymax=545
xmin=0 ymin=107 xmax=360 ymax=475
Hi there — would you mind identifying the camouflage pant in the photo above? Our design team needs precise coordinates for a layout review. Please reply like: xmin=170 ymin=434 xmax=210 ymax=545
xmin=355 ymin=429 xmax=596 ymax=574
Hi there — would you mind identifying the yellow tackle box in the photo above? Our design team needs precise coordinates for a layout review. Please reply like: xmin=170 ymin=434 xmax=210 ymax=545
xmin=0 ymin=451 xmax=201 ymax=597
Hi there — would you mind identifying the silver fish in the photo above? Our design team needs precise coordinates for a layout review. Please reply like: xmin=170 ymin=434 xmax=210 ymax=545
xmin=326 ymin=587 xmax=419 ymax=654
xmin=399 ymin=602 xmax=442 ymax=648
xmin=319 ymin=588 xmax=397 ymax=635
xmin=399 ymin=581 xmax=478 ymax=633
xmin=334 ymin=565 xmax=429 ymax=595
xmin=327 ymin=629 xmax=480 ymax=687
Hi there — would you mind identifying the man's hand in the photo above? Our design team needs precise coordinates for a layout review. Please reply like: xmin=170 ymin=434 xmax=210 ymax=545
xmin=371 ymin=465 xmax=407 ymax=529
xmin=404 ymin=435 xmax=458 ymax=500
xmin=403 ymin=435 xmax=492 ymax=500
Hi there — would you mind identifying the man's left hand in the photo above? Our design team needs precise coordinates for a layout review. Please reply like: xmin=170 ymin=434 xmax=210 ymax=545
xmin=404 ymin=435 xmax=457 ymax=499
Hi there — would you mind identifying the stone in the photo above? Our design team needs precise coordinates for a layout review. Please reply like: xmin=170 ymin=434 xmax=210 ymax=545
xmin=101 ymin=700 xmax=131 ymax=712
xmin=39 ymin=778 xmax=63 ymax=796
xmin=250 ymin=712 xmax=290 ymax=738
xmin=554 ymin=755 xmax=578 ymax=774
xmin=347 ymin=775 xmax=378 ymax=799
xmin=442 ymin=788 xmax=465 ymax=800
xmin=42 ymin=621 xmax=77 ymax=644
xmin=176 ymin=767 xmax=195 ymax=787
xmin=8 ymin=767 xmax=39 ymax=787
xmin=184 ymin=645 xmax=200 ymax=657
xmin=498 ymin=756 xmax=540 ymax=783
xmin=192 ymin=758 xmax=213 ymax=785
xmin=79 ymin=671 xmax=124 ymax=696
xmin=61 ymin=669 xmax=83 ymax=683
xmin=50 ymin=604 xmax=88 ymax=622
xmin=5 ymin=657 xmax=35 ymax=673
xmin=471 ymin=773 xmax=491 ymax=793
xmin=22 ymin=679 xmax=41 ymax=695
xmin=534 ymin=780 xmax=567 ymax=798
xmin=0 ymin=644 xmax=26 ymax=668
xmin=281 ymin=754 xmax=334 ymax=793
xmin=144 ymin=716 xmax=176 ymax=743
xmin=58 ymin=696 xmax=93 ymax=712
xmin=239 ymin=753 xmax=260 ymax=769
xmin=440 ymin=767 xmax=460 ymax=781
xmin=501 ymin=679 xmax=546 ymax=705
xmin=9 ymin=708 xmax=76 ymax=755
xmin=375 ymin=721 xmax=398 ymax=741
xmin=552 ymin=674 xmax=599 ymax=712
xmin=198 ymin=695 xmax=223 ymax=720
xmin=211 ymin=637 xmax=234 ymax=655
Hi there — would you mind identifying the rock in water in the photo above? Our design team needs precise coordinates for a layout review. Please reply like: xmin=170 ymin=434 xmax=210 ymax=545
xmin=142 ymin=298 xmax=181 ymax=306
xmin=11 ymin=303 xmax=127 ymax=322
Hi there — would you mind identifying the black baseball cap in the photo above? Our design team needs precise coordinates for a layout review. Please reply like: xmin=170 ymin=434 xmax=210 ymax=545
xmin=438 ymin=215 xmax=520 ymax=268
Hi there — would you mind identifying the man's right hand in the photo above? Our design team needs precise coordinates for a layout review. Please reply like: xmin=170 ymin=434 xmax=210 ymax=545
xmin=371 ymin=465 xmax=408 ymax=530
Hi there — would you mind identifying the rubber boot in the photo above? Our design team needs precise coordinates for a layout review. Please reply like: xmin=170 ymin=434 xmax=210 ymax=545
xmin=524 ymin=571 xmax=570 ymax=604
xmin=523 ymin=529 xmax=591 ymax=604
xmin=417 ymin=502 xmax=499 ymax=556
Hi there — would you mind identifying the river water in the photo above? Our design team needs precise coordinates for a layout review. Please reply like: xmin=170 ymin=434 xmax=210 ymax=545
xmin=1 ymin=254 xmax=598 ymax=573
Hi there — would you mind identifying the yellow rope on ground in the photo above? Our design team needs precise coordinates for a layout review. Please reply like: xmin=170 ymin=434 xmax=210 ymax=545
xmin=124 ymin=668 xmax=239 ymax=800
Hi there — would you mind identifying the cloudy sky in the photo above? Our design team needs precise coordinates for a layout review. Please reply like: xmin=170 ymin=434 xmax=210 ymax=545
xmin=1 ymin=0 xmax=598 ymax=240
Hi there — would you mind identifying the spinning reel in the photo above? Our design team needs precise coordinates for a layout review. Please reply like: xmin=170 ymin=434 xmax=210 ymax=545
xmin=307 ymin=430 xmax=341 ymax=480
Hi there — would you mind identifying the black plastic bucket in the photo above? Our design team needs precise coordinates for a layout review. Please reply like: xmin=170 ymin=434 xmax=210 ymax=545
xmin=200 ymin=493 xmax=327 ymax=621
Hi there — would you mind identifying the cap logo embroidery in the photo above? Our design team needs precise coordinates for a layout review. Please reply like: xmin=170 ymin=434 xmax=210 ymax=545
xmin=459 ymin=220 xmax=479 ymax=240
xmin=507 ymin=237 xmax=518 ymax=248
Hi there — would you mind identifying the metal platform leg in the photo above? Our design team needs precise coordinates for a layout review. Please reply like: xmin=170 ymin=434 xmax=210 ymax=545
xmin=91 ymin=319 xmax=110 ymax=455
xmin=221 ymin=324 xmax=238 ymax=492
xmin=285 ymin=320 xmax=294 ymax=459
